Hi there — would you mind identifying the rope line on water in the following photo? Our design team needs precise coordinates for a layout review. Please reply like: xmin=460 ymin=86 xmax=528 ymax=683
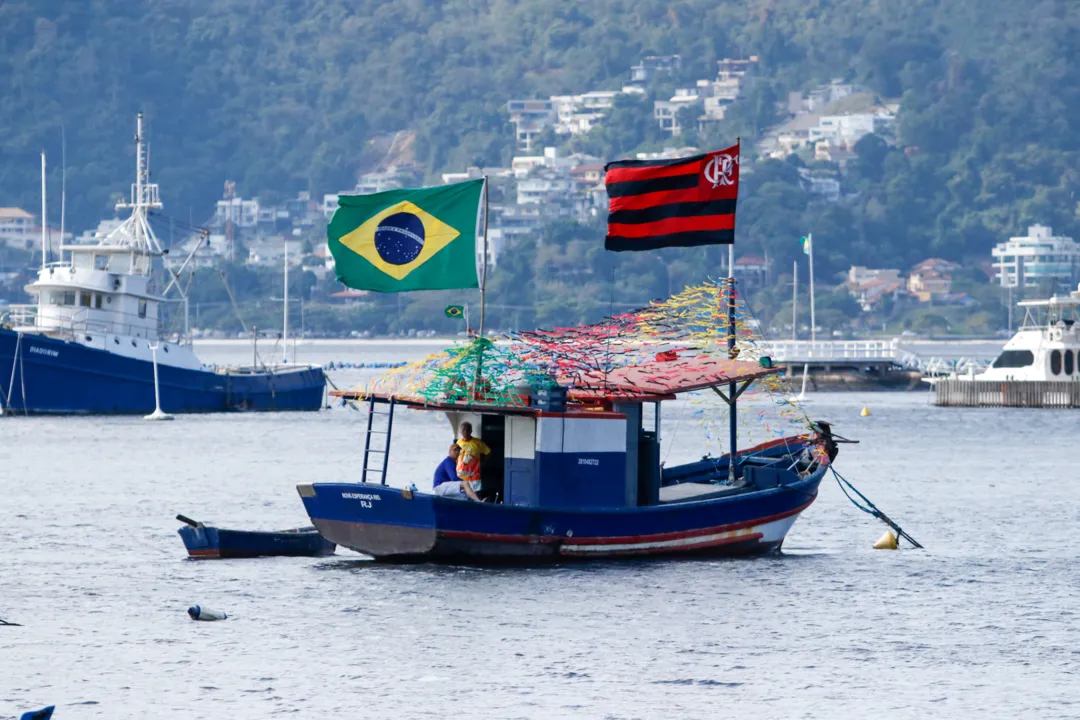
xmin=831 ymin=466 xmax=923 ymax=548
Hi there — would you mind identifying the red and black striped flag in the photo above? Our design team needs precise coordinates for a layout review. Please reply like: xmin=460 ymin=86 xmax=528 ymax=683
xmin=604 ymin=143 xmax=740 ymax=251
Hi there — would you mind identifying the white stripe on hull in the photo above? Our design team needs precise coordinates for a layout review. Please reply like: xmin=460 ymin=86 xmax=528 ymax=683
xmin=560 ymin=511 xmax=804 ymax=555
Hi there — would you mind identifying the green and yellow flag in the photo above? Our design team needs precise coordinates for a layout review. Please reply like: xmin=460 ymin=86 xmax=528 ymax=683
xmin=328 ymin=179 xmax=483 ymax=293
xmin=445 ymin=305 xmax=465 ymax=319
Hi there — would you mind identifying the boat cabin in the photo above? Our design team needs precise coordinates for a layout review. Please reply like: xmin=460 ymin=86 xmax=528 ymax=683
xmin=352 ymin=353 xmax=814 ymax=510
xmin=980 ymin=288 xmax=1080 ymax=382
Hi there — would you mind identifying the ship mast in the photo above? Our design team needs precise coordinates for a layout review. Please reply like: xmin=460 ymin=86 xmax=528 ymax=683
xmin=112 ymin=112 xmax=164 ymax=254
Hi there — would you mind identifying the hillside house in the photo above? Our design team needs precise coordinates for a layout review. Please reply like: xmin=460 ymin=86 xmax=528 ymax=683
xmin=734 ymin=254 xmax=768 ymax=288
xmin=507 ymin=99 xmax=556 ymax=150
xmin=630 ymin=55 xmax=681 ymax=84
xmin=907 ymin=258 xmax=959 ymax=303
xmin=0 ymin=207 xmax=37 ymax=250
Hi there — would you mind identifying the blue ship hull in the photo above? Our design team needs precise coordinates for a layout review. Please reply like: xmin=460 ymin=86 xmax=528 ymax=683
xmin=178 ymin=524 xmax=336 ymax=559
xmin=297 ymin=454 xmax=827 ymax=562
xmin=0 ymin=327 xmax=325 ymax=414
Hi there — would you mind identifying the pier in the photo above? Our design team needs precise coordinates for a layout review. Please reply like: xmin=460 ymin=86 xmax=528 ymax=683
xmin=933 ymin=379 xmax=1080 ymax=408
xmin=768 ymin=340 xmax=923 ymax=391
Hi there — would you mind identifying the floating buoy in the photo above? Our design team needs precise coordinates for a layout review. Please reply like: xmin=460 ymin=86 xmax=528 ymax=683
xmin=860 ymin=407 xmax=871 ymax=417
xmin=188 ymin=605 xmax=227 ymax=621
xmin=873 ymin=531 xmax=898 ymax=550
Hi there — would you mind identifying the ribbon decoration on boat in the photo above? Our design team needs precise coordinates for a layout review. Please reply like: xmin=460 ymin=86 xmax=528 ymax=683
xmin=355 ymin=280 xmax=816 ymax=455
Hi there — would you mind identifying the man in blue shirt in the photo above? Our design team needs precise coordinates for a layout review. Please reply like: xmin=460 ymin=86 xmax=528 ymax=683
xmin=432 ymin=443 xmax=479 ymax=501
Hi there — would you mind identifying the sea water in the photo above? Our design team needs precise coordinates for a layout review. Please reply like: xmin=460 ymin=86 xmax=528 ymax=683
xmin=1 ymin=341 xmax=1077 ymax=718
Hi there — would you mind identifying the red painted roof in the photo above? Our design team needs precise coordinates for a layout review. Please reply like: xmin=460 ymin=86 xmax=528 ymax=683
xmin=566 ymin=352 xmax=777 ymax=401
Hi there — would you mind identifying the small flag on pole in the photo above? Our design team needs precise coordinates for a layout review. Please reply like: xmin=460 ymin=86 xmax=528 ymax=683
xmin=444 ymin=305 xmax=464 ymax=319
xmin=801 ymin=234 xmax=812 ymax=255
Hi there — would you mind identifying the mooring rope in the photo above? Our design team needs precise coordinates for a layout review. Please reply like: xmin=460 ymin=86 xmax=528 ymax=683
xmin=324 ymin=375 xmax=361 ymax=411
xmin=831 ymin=466 xmax=923 ymax=548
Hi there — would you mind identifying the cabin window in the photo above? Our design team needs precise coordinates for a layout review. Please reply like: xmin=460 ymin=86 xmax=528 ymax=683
xmin=1050 ymin=350 xmax=1062 ymax=376
xmin=94 ymin=254 xmax=109 ymax=270
xmin=95 ymin=293 xmax=103 ymax=309
xmin=62 ymin=291 xmax=76 ymax=306
xmin=72 ymin=253 xmax=92 ymax=269
xmin=79 ymin=291 xmax=92 ymax=308
xmin=992 ymin=350 xmax=1034 ymax=369
xmin=138 ymin=300 xmax=147 ymax=319
xmin=1066 ymin=350 xmax=1075 ymax=376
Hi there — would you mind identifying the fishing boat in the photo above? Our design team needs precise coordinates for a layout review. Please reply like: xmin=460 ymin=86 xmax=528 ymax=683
xmin=176 ymin=515 xmax=336 ymax=559
xmin=0 ymin=114 xmax=325 ymax=415
xmin=300 ymin=144 xmax=838 ymax=561
xmin=298 ymin=327 xmax=837 ymax=562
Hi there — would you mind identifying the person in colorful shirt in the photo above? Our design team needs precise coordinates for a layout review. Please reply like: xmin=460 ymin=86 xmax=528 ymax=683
xmin=455 ymin=422 xmax=490 ymax=497
xmin=432 ymin=442 xmax=479 ymax=501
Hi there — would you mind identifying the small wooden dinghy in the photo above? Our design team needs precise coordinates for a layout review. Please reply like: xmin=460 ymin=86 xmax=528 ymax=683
xmin=176 ymin=514 xmax=336 ymax=559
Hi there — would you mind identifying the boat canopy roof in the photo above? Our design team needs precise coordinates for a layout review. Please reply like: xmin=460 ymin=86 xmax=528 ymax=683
xmin=566 ymin=353 xmax=777 ymax=402
xmin=333 ymin=351 xmax=777 ymax=411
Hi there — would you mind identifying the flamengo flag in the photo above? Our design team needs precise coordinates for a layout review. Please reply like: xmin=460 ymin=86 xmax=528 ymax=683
xmin=604 ymin=143 xmax=739 ymax=251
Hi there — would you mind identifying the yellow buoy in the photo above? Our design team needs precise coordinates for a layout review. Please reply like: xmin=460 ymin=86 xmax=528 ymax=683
xmin=873 ymin=530 xmax=898 ymax=550
xmin=860 ymin=407 xmax=871 ymax=417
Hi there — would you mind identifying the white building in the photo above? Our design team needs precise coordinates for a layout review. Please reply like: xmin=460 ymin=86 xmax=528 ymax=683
xmin=0 ymin=207 xmax=37 ymax=249
xmin=808 ymin=112 xmax=895 ymax=147
xmin=74 ymin=219 xmax=124 ymax=246
xmin=213 ymin=197 xmax=260 ymax=229
xmin=507 ymin=99 xmax=556 ymax=150
xmin=992 ymin=224 xmax=1080 ymax=290
xmin=516 ymin=176 xmax=576 ymax=206
xmin=848 ymin=266 xmax=902 ymax=286
xmin=654 ymin=94 xmax=702 ymax=135
xmin=630 ymin=55 xmax=682 ymax=84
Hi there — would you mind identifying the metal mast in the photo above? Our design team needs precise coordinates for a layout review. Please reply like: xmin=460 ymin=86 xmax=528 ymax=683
xmin=112 ymin=112 xmax=164 ymax=255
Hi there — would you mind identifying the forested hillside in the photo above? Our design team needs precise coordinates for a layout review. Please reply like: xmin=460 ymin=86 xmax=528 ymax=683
xmin=2 ymin=0 xmax=1079 ymax=332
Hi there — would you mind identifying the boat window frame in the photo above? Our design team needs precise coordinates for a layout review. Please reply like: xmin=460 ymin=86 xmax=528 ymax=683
xmin=138 ymin=299 xmax=148 ymax=319
xmin=1065 ymin=349 xmax=1075 ymax=376
xmin=1050 ymin=349 xmax=1062 ymax=376
xmin=991 ymin=349 xmax=1034 ymax=369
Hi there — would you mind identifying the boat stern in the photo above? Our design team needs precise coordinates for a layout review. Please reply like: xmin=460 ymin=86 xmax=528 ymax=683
xmin=297 ymin=483 xmax=438 ymax=558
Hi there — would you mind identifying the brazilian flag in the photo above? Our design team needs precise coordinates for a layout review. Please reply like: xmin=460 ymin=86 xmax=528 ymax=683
xmin=445 ymin=305 xmax=465 ymax=319
xmin=329 ymin=179 xmax=484 ymax=293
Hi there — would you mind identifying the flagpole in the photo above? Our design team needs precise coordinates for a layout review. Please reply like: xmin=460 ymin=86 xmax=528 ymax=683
xmin=727 ymin=138 xmax=739 ymax=482
xmin=808 ymin=232 xmax=816 ymax=344
xmin=727 ymin=243 xmax=738 ymax=482
xmin=792 ymin=260 xmax=797 ymax=342
xmin=478 ymin=177 xmax=489 ymax=338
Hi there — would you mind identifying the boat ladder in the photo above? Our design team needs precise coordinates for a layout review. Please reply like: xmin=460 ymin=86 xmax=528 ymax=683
xmin=361 ymin=396 xmax=395 ymax=485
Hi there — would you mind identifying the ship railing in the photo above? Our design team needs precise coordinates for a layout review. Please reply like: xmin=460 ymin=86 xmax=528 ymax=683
xmin=767 ymin=339 xmax=901 ymax=362
xmin=902 ymin=354 xmax=992 ymax=377
xmin=0 ymin=305 xmax=162 ymax=343
xmin=1 ymin=304 xmax=38 ymax=328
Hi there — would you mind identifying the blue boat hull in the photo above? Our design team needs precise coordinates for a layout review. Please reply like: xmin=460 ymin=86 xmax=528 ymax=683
xmin=178 ymin=525 xmax=336 ymax=559
xmin=0 ymin=328 xmax=324 ymax=414
xmin=297 ymin=458 xmax=827 ymax=562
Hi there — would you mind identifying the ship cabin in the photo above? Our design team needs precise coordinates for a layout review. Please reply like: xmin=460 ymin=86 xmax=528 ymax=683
xmin=352 ymin=353 xmax=818 ymax=511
